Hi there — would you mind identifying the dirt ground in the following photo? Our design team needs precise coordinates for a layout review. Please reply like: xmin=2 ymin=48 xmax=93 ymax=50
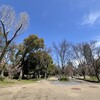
xmin=0 ymin=77 xmax=100 ymax=100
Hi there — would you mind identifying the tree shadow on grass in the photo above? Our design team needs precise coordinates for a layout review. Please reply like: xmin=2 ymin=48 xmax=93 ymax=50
xmin=75 ymin=78 xmax=100 ymax=83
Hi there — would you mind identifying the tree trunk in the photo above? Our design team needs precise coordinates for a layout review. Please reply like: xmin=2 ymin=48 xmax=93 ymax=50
xmin=37 ymin=71 xmax=40 ymax=79
xmin=61 ymin=68 xmax=64 ymax=76
xmin=1 ymin=69 xmax=4 ymax=77
xmin=95 ymin=73 xmax=100 ymax=82
xmin=38 ymin=71 xmax=40 ymax=79
xmin=45 ymin=67 xmax=47 ymax=79
xmin=44 ymin=65 xmax=47 ymax=79
xmin=18 ymin=56 xmax=26 ymax=80
xmin=0 ymin=64 xmax=6 ymax=77
xmin=19 ymin=69 xmax=24 ymax=80
xmin=0 ymin=43 xmax=9 ymax=63
xmin=0 ymin=43 xmax=9 ymax=78
xmin=45 ymin=72 xmax=47 ymax=79
xmin=83 ymin=75 xmax=86 ymax=80
xmin=8 ymin=72 xmax=13 ymax=79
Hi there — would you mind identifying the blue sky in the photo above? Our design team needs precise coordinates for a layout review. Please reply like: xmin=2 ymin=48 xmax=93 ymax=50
xmin=0 ymin=0 xmax=100 ymax=47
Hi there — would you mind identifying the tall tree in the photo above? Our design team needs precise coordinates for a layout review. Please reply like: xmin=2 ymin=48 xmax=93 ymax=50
xmin=53 ymin=40 xmax=71 ymax=75
xmin=72 ymin=43 xmax=87 ymax=79
xmin=23 ymin=49 xmax=54 ymax=79
xmin=18 ymin=34 xmax=44 ymax=79
xmin=40 ymin=48 xmax=53 ymax=79
xmin=65 ymin=62 xmax=74 ymax=78
xmin=83 ymin=41 xmax=100 ymax=82
xmin=0 ymin=5 xmax=29 ymax=64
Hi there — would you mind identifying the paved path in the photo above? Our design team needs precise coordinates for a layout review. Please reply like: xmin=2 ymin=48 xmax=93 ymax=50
xmin=0 ymin=78 xmax=100 ymax=100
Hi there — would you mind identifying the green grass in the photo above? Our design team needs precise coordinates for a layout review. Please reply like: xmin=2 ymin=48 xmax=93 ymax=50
xmin=86 ymin=76 xmax=99 ymax=81
xmin=0 ymin=78 xmax=40 ymax=87
xmin=59 ymin=76 xmax=69 ymax=81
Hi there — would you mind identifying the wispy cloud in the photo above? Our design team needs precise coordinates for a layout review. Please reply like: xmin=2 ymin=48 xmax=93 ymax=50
xmin=82 ymin=11 xmax=100 ymax=25
xmin=96 ymin=41 xmax=100 ymax=47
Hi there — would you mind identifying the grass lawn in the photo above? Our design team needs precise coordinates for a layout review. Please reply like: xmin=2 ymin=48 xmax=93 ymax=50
xmin=86 ymin=76 xmax=99 ymax=82
xmin=76 ymin=76 xmax=100 ymax=83
xmin=0 ymin=78 xmax=40 ymax=87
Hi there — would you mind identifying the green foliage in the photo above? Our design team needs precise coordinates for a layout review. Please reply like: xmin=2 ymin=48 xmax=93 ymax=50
xmin=0 ymin=76 xmax=5 ymax=81
xmin=23 ymin=49 xmax=55 ymax=78
xmin=59 ymin=76 xmax=69 ymax=81
xmin=13 ymin=34 xmax=55 ymax=79
xmin=23 ymin=34 xmax=44 ymax=52
xmin=0 ymin=5 xmax=55 ymax=81
xmin=86 ymin=76 xmax=99 ymax=81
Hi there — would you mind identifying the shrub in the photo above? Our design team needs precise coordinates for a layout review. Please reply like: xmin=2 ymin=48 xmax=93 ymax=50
xmin=0 ymin=76 xmax=5 ymax=81
xmin=59 ymin=76 xmax=69 ymax=81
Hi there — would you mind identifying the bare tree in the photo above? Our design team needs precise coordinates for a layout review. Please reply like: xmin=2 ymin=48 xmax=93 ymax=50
xmin=72 ymin=43 xmax=87 ymax=80
xmin=0 ymin=50 xmax=10 ymax=77
xmin=53 ymin=40 xmax=70 ymax=75
xmin=65 ymin=62 xmax=74 ymax=78
xmin=0 ymin=5 xmax=29 ymax=64
xmin=83 ymin=41 xmax=100 ymax=82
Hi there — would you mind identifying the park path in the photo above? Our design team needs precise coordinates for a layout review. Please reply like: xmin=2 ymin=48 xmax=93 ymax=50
xmin=0 ymin=78 xmax=100 ymax=100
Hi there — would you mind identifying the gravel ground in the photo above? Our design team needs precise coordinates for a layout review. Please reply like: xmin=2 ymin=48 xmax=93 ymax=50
xmin=0 ymin=78 xmax=100 ymax=100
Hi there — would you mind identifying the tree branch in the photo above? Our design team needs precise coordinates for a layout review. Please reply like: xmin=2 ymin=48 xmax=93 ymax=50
xmin=9 ymin=24 xmax=22 ymax=43
xmin=0 ymin=20 xmax=8 ymax=43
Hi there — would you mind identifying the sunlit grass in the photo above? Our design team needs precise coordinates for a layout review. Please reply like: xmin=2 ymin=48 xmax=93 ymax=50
xmin=86 ymin=76 xmax=99 ymax=81
xmin=0 ymin=78 xmax=40 ymax=87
